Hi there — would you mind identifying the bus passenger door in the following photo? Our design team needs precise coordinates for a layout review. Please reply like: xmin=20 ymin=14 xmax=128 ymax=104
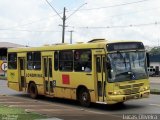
xmin=19 ymin=58 xmax=26 ymax=91
xmin=96 ymin=55 xmax=106 ymax=103
xmin=43 ymin=57 xmax=54 ymax=95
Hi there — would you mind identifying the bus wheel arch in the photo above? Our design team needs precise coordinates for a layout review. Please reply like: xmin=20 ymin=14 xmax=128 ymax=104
xmin=76 ymin=85 xmax=91 ymax=107
xmin=28 ymin=81 xmax=38 ymax=99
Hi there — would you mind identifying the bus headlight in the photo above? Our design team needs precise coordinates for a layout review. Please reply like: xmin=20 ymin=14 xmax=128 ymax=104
xmin=141 ymin=86 xmax=149 ymax=92
xmin=108 ymin=91 xmax=121 ymax=95
xmin=144 ymin=86 xmax=149 ymax=90
xmin=113 ymin=91 xmax=121 ymax=95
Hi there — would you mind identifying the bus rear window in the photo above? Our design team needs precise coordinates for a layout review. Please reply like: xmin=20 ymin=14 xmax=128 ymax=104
xmin=8 ymin=53 xmax=17 ymax=69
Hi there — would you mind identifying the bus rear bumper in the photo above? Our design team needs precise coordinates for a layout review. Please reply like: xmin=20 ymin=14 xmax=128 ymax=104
xmin=107 ymin=90 xmax=150 ymax=104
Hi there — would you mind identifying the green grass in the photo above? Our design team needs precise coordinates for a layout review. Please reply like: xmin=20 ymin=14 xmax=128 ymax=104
xmin=0 ymin=105 xmax=47 ymax=120
xmin=150 ymin=89 xmax=160 ymax=95
xmin=0 ymin=75 xmax=7 ymax=80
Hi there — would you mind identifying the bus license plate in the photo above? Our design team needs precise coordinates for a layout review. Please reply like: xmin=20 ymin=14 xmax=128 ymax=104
xmin=126 ymin=94 xmax=139 ymax=100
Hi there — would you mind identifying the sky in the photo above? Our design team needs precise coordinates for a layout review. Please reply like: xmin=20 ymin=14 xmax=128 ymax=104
xmin=0 ymin=0 xmax=160 ymax=47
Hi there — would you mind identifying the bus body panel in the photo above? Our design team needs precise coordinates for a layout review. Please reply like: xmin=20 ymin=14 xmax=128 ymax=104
xmin=7 ymin=40 xmax=150 ymax=105
xmin=106 ymin=79 xmax=150 ymax=104
xmin=7 ymin=70 xmax=20 ymax=91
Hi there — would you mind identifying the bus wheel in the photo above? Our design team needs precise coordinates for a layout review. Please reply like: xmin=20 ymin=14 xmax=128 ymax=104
xmin=78 ymin=88 xmax=91 ymax=107
xmin=29 ymin=82 xmax=38 ymax=99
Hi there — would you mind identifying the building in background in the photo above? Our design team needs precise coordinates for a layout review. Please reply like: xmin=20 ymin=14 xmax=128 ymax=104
xmin=149 ymin=54 xmax=160 ymax=76
xmin=0 ymin=42 xmax=24 ymax=77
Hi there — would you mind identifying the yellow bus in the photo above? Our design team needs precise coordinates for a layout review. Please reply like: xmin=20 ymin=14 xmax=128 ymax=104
xmin=7 ymin=39 xmax=150 ymax=107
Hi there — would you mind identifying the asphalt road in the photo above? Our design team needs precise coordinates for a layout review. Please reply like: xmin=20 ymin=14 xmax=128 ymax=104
xmin=149 ymin=77 xmax=160 ymax=90
xmin=1 ymin=80 xmax=160 ymax=120
xmin=0 ymin=80 xmax=21 ymax=95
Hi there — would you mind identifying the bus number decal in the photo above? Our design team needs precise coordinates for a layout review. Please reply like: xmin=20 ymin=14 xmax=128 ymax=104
xmin=26 ymin=73 xmax=43 ymax=78
xmin=62 ymin=74 xmax=70 ymax=84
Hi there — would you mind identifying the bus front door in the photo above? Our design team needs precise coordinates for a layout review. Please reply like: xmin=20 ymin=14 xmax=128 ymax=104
xmin=19 ymin=58 xmax=26 ymax=91
xmin=43 ymin=57 xmax=54 ymax=95
xmin=96 ymin=55 xmax=106 ymax=103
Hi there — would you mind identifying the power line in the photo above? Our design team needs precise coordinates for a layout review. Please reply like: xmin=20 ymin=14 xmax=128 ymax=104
xmin=0 ymin=28 xmax=61 ymax=33
xmin=2 ymin=0 xmax=151 ymax=30
xmin=0 ymin=38 xmax=23 ymax=39
xmin=76 ymin=0 xmax=151 ymax=11
xmin=5 ymin=6 xmax=160 ymax=30
xmin=45 ymin=0 xmax=62 ymax=19
xmin=1 ymin=1 xmax=64 ymax=30
xmin=1 ymin=13 xmax=61 ymax=30
xmin=45 ymin=0 xmax=66 ymax=43
xmin=45 ymin=0 xmax=86 ymax=43
xmin=0 ymin=22 xmax=159 ymax=33
xmin=105 ymin=7 xmax=160 ymax=19
xmin=66 ymin=3 xmax=87 ymax=20
xmin=77 ymin=21 xmax=160 ymax=29
xmin=0 ymin=0 xmax=153 ymax=32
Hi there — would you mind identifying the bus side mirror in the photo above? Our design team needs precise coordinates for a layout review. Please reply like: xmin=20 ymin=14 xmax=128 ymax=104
xmin=146 ymin=53 xmax=150 ymax=67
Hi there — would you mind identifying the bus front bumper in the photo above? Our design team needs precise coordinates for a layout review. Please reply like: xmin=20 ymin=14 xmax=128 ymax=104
xmin=107 ymin=90 xmax=150 ymax=104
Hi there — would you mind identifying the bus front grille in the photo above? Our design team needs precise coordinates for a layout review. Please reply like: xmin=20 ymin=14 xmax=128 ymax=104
xmin=119 ymin=83 xmax=143 ymax=95
xmin=133 ymin=83 xmax=144 ymax=87
xmin=123 ymin=88 xmax=140 ymax=95
xmin=119 ymin=83 xmax=144 ymax=89
xmin=119 ymin=85 xmax=131 ymax=89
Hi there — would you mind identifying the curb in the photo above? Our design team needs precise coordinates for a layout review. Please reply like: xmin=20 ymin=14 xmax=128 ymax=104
xmin=150 ymin=89 xmax=160 ymax=95
xmin=0 ymin=78 xmax=7 ymax=80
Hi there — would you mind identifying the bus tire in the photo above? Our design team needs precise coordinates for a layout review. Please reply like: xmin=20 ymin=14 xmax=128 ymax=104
xmin=78 ymin=88 xmax=91 ymax=107
xmin=28 ymin=82 xmax=38 ymax=99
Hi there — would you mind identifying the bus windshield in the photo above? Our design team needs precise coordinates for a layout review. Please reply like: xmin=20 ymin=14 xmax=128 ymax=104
xmin=107 ymin=51 xmax=148 ymax=82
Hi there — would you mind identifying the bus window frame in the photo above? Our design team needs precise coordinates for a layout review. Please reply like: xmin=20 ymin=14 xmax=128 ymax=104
xmin=74 ymin=49 xmax=92 ymax=72
xmin=8 ymin=53 xmax=17 ymax=70
xmin=54 ymin=51 xmax=59 ymax=71
xmin=59 ymin=50 xmax=73 ymax=72
xmin=27 ymin=52 xmax=41 ymax=70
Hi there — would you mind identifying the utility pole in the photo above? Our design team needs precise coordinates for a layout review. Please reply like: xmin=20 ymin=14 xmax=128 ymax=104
xmin=46 ymin=0 xmax=87 ymax=43
xmin=62 ymin=7 xmax=66 ymax=43
xmin=68 ymin=30 xmax=74 ymax=44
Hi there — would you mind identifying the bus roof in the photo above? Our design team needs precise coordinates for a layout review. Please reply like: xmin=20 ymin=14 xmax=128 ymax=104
xmin=8 ymin=39 xmax=142 ymax=53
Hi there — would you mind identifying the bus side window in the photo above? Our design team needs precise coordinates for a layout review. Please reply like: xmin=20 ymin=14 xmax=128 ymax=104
xmin=27 ymin=52 xmax=41 ymax=70
xmin=34 ymin=52 xmax=41 ymax=70
xmin=74 ymin=50 xmax=82 ymax=71
xmin=8 ymin=53 xmax=17 ymax=69
xmin=59 ymin=50 xmax=73 ymax=71
xmin=54 ymin=51 xmax=59 ymax=71
xmin=74 ymin=50 xmax=92 ymax=72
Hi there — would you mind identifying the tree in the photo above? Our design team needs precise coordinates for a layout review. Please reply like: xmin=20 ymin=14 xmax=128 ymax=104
xmin=149 ymin=47 xmax=160 ymax=55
